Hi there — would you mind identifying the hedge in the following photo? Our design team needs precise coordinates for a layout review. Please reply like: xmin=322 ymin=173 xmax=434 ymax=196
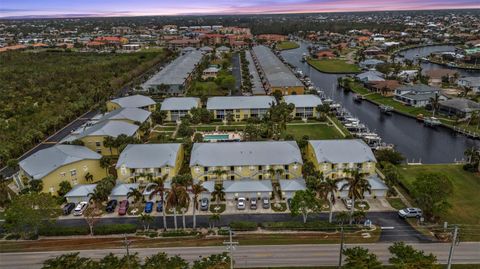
xmin=39 ymin=224 xmax=137 ymax=236
xmin=161 ymin=230 xmax=200 ymax=237
xmin=94 ymin=224 xmax=137 ymax=235
xmin=262 ymin=221 xmax=359 ymax=232
xmin=229 ymin=221 xmax=257 ymax=231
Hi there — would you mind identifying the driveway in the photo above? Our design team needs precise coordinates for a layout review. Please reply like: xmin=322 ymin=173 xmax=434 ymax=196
xmin=231 ymin=53 xmax=242 ymax=96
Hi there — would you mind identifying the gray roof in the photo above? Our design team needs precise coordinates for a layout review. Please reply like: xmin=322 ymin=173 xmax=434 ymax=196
xmin=110 ymin=95 xmax=155 ymax=108
xmin=396 ymin=84 xmax=440 ymax=93
xmin=68 ymin=120 xmax=139 ymax=140
xmin=202 ymin=181 xmax=215 ymax=193
xmin=309 ymin=139 xmax=377 ymax=164
xmin=190 ymin=141 xmax=303 ymax=167
xmin=65 ymin=184 xmax=97 ymax=198
xmin=142 ymin=50 xmax=204 ymax=89
xmin=110 ymin=183 xmax=139 ymax=197
xmin=401 ymin=92 xmax=437 ymax=101
xmin=200 ymin=46 xmax=213 ymax=52
xmin=97 ymin=107 xmax=151 ymax=124
xmin=245 ymin=50 xmax=265 ymax=95
xmin=116 ymin=144 xmax=181 ymax=169
xmin=459 ymin=76 xmax=480 ymax=86
xmin=439 ymin=98 xmax=480 ymax=113
xmin=356 ymin=71 xmax=385 ymax=82
xmin=160 ymin=97 xmax=200 ymax=111
xmin=251 ymin=45 xmax=303 ymax=87
xmin=337 ymin=175 xmax=388 ymax=191
xmin=283 ymin=95 xmax=322 ymax=108
xmin=279 ymin=178 xmax=306 ymax=192
xmin=19 ymin=145 xmax=101 ymax=180
xmin=217 ymin=46 xmax=230 ymax=52
xmin=223 ymin=179 xmax=273 ymax=193
xmin=360 ymin=59 xmax=385 ymax=65
xmin=207 ymin=96 xmax=275 ymax=110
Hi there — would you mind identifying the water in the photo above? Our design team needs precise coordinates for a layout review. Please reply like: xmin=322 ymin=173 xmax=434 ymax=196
xmin=281 ymin=43 xmax=480 ymax=163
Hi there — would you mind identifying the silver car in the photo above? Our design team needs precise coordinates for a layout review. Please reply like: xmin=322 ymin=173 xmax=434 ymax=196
xmin=398 ymin=208 xmax=423 ymax=218
xmin=73 ymin=201 xmax=88 ymax=216
xmin=237 ymin=197 xmax=246 ymax=210
xmin=262 ymin=197 xmax=270 ymax=209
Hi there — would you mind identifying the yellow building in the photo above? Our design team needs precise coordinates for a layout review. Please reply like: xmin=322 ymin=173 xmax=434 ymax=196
xmin=63 ymin=120 xmax=140 ymax=156
xmin=283 ymin=95 xmax=323 ymax=119
xmin=116 ymin=143 xmax=184 ymax=183
xmin=17 ymin=145 xmax=107 ymax=194
xmin=106 ymin=94 xmax=157 ymax=112
xmin=306 ymin=139 xmax=377 ymax=179
xmin=160 ymin=97 xmax=201 ymax=122
xmin=207 ymin=96 xmax=275 ymax=121
xmin=190 ymin=141 xmax=303 ymax=182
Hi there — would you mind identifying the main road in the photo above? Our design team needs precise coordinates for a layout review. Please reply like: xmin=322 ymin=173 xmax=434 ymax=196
xmin=1 ymin=242 xmax=478 ymax=268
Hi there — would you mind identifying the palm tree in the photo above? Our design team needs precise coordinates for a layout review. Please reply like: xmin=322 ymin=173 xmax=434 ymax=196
xmin=212 ymin=169 xmax=228 ymax=181
xmin=209 ymin=213 xmax=220 ymax=229
xmin=429 ymin=93 xmax=440 ymax=117
xmin=318 ymin=178 xmax=339 ymax=223
xmin=103 ymin=136 xmax=115 ymax=155
xmin=340 ymin=170 xmax=371 ymax=225
xmin=335 ymin=211 xmax=350 ymax=225
xmin=267 ymin=168 xmax=284 ymax=182
xmin=211 ymin=183 xmax=225 ymax=205
xmin=84 ymin=172 xmax=93 ymax=183
xmin=147 ymin=175 xmax=169 ymax=230
xmin=99 ymin=156 xmax=111 ymax=175
xmin=166 ymin=183 xmax=182 ymax=230
xmin=177 ymin=185 xmax=190 ymax=230
xmin=88 ymin=188 xmax=106 ymax=213
xmin=127 ymin=188 xmax=143 ymax=205
xmin=139 ymin=213 xmax=154 ymax=232
xmin=190 ymin=183 xmax=207 ymax=229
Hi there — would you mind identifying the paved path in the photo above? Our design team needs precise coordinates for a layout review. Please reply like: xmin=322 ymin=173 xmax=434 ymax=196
xmin=1 ymin=242 xmax=478 ymax=268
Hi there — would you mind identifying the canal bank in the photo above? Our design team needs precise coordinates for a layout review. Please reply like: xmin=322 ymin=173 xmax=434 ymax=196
xmin=280 ymin=42 xmax=480 ymax=164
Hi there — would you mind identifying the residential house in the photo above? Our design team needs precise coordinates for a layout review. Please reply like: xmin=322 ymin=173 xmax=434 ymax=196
xmin=17 ymin=145 xmax=106 ymax=194
xmin=366 ymin=80 xmax=401 ymax=97
xmin=363 ymin=46 xmax=383 ymax=56
xmin=356 ymin=70 xmax=385 ymax=83
xmin=202 ymin=66 xmax=221 ymax=80
xmin=95 ymin=107 xmax=151 ymax=125
xmin=107 ymin=95 xmax=156 ymax=112
xmin=306 ymin=139 xmax=377 ymax=179
xmin=116 ymin=143 xmax=184 ymax=183
xmin=394 ymin=84 xmax=445 ymax=107
xmin=64 ymin=184 xmax=97 ymax=203
xmin=283 ymin=95 xmax=323 ymax=119
xmin=207 ymin=96 xmax=275 ymax=121
xmin=359 ymin=59 xmax=385 ymax=70
xmin=160 ymin=97 xmax=201 ymax=121
xmin=457 ymin=77 xmax=480 ymax=93
xmin=424 ymin=69 xmax=458 ymax=87
xmin=398 ymin=70 xmax=418 ymax=82
xmin=216 ymin=46 xmax=230 ymax=57
xmin=190 ymin=141 xmax=303 ymax=182
xmin=438 ymin=98 xmax=480 ymax=118
xmin=279 ymin=178 xmax=307 ymax=199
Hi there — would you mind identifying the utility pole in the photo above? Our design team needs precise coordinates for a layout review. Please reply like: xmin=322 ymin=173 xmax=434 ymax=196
xmin=447 ymin=226 xmax=459 ymax=269
xmin=123 ymin=233 xmax=131 ymax=269
xmin=223 ymin=229 xmax=239 ymax=269
xmin=338 ymin=226 xmax=345 ymax=269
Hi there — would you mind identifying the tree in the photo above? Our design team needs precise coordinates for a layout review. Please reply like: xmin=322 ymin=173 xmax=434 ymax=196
xmin=412 ymin=173 xmax=453 ymax=221
xmin=57 ymin=180 xmax=72 ymax=197
xmin=335 ymin=211 xmax=350 ymax=225
xmin=192 ymin=252 xmax=230 ymax=269
xmin=29 ymin=179 xmax=43 ymax=193
xmin=127 ymin=187 xmax=143 ymax=205
xmin=209 ymin=213 xmax=221 ymax=229
xmin=83 ymin=207 xmax=101 ymax=236
xmin=290 ymin=189 xmax=322 ymax=223
xmin=191 ymin=183 xmax=207 ymax=229
xmin=147 ymin=175 xmax=168 ymax=230
xmin=382 ymin=163 xmax=400 ymax=196
xmin=211 ymin=183 xmax=225 ymax=205
xmin=389 ymin=242 xmax=438 ymax=269
xmin=177 ymin=119 xmax=194 ymax=138
xmin=151 ymin=110 xmax=167 ymax=125
xmin=375 ymin=148 xmax=405 ymax=166
xmin=243 ymin=123 xmax=261 ymax=141
xmin=139 ymin=213 xmax=154 ymax=232
xmin=429 ymin=93 xmax=440 ymax=117
xmin=343 ymin=246 xmax=382 ymax=269
xmin=318 ymin=178 xmax=338 ymax=223
xmin=42 ymin=253 xmax=96 ymax=269
xmin=341 ymin=170 xmax=371 ymax=225
xmin=103 ymin=136 xmax=115 ymax=155
xmin=176 ymin=185 xmax=190 ymax=230
xmin=166 ymin=183 xmax=184 ymax=230
xmin=0 ymin=179 xmax=16 ymax=208
xmin=143 ymin=252 xmax=189 ymax=269
xmin=5 ymin=193 xmax=60 ymax=238
xmin=100 ymin=156 xmax=111 ymax=174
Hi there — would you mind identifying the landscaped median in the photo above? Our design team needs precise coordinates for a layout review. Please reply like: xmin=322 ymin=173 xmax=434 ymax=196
xmin=307 ymin=58 xmax=361 ymax=74
xmin=276 ymin=41 xmax=300 ymax=51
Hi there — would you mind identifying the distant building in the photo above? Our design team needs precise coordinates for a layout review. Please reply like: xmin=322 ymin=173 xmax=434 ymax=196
xmin=201 ymin=66 xmax=221 ymax=80
xmin=438 ymin=98 xmax=480 ymax=118
xmin=207 ymin=96 xmax=275 ymax=121
xmin=160 ymin=97 xmax=201 ymax=121
xmin=356 ymin=70 xmax=385 ymax=83
xmin=112 ymin=26 xmax=132 ymax=35
xmin=283 ymin=95 xmax=323 ymax=119
xmin=457 ymin=77 xmax=480 ymax=93
xmin=394 ymin=84 xmax=445 ymax=107
xmin=107 ymin=95 xmax=157 ymax=112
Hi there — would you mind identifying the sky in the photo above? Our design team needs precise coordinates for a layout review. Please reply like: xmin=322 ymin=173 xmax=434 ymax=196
xmin=1 ymin=0 xmax=480 ymax=18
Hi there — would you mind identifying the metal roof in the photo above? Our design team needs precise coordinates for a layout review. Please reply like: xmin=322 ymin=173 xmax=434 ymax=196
xmin=190 ymin=141 xmax=303 ymax=167
xmin=116 ymin=143 xmax=181 ymax=169
xmin=396 ymin=84 xmax=440 ymax=93
xmin=161 ymin=97 xmax=200 ymax=111
xmin=439 ymin=98 xmax=480 ymax=112
xmin=336 ymin=175 xmax=388 ymax=191
xmin=97 ymin=107 xmax=151 ymax=124
xmin=223 ymin=179 xmax=273 ymax=193
xmin=207 ymin=96 xmax=275 ymax=110
xmin=110 ymin=183 xmax=139 ymax=197
xmin=356 ymin=71 xmax=385 ymax=82
xmin=245 ymin=50 xmax=265 ymax=95
xmin=279 ymin=178 xmax=306 ymax=192
xmin=65 ymin=184 xmax=97 ymax=198
xmin=308 ymin=139 xmax=377 ymax=164
xmin=251 ymin=45 xmax=303 ymax=87
xmin=283 ymin=95 xmax=322 ymax=108
xmin=68 ymin=120 xmax=139 ymax=140
xmin=19 ymin=145 xmax=102 ymax=180
xmin=110 ymin=95 xmax=156 ymax=108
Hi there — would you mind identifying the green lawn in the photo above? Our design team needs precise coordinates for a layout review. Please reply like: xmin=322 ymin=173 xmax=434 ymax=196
xmin=386 ymin=198 xmax=407 ymax=210
xmin=398 ymin=164 xmax=480 ymax=228
xmin=188 ymin=81 xmax=228 ymax=96
xmin=193 ymin=126 xmax=218 ymax=132
xmin=308 ymin=59 xmax=361 ymax=74
xmin=286 ymin=124 xmax=344 ymax=140
xmin=276 ymin=41 xmax=300 ymax=51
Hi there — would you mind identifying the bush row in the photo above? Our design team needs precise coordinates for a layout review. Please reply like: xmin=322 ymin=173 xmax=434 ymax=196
xmin=229 ymin=221 xmax=258 ymax=231
xmin=39 ymin=224 xmax=137 ymax=236
xmin=161 ymin=230 xmax=200 ymax=237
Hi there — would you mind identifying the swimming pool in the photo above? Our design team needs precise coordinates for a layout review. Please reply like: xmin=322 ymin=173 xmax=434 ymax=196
xmin=203 ymin=134 xmax=230 ymax=141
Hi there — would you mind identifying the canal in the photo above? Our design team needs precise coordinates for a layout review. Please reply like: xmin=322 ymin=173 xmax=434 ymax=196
xmin=281 ymin=43 xmax=480 ymax=164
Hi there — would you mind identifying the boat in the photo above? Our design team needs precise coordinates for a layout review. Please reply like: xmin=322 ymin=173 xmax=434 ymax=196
xmin=416 ymin=114 xmax=424 ymax=121
xmin=353 ymin=94 xmax=364 ymax=103
xmin=379 ymin=105 xmax=394 ymax=114
xmin=423 ymin=117 xmax=442 ymax=127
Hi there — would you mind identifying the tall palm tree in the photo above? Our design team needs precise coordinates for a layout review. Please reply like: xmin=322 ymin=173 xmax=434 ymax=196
xmin=340 ymin=170 xmax=371 ymax=225
xmin=103 ymin=136 xmax=115 ymax=155
xmin=211 ymin=183 xmax=225 ymax=205
xmin=126 ymin=188 xmax=143 ymax=205
xmin=139 ymin=213 xmax=154 ymax=232
xmin=429 ymin=93 xmax=440 ymax=117
xmin=212 ymin=169 xmax=228 ymax=181
xmin=88 ymin=188 xmax=106 ymax=213
xmin=318 ymin=178 xmax=339 ymax=223
xmin=177 ymin=185 xmax=190 ymax=230
xmin=147 ymin=175 xmax=169 ymax=230
xmin=166 ymin=183 xmax=182 ymax=230
xmin=209 ymin=214 xmax=220 ymax=229
xmin=190 ymin=183 xmax=207 ymax=229
xmin=99 ymin=156 xmax=111 ymax=175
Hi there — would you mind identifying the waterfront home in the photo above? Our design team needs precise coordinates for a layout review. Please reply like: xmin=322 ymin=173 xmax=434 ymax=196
xmin=279 ymin=178 xmax=307 ymax=199
xmin=424 ymin=69 xmax=458 ymax=87
xmin=283 ymin=95 xmax=323 ymax=119
xmin=366 ymin=80 xmax=401 ymax=97
xmin=359 ymin=59 xmax=385 ymax=70
xmin=356 ymin=70 xmax=385 ymax=83
xmin=207 ymin=96 xmax=275 ymax=121
xmin=306 ymin=139 xmax=377 ymax=179
xmin=18 ymin=145 xmax=106 ymax=194
xmin=107 ymin=95 xmax=156 ymax=112
xmin=438 ymin=98 xmax=480 ymax=118
xmin=64 ymin=184 xmax=97 ymax=203
xmin=190 ymin=141 xmax=303 ymax=182
xmin=457 ymin=77 xmax=480 ymax=93
xmin=398 ymin=70 xmax=418 ymax=82
xmin=223 ymin=179 xmax=273 ymax=200
xmin=394 ymin=84 xmax=445 ymax=107
xmin=95 ymin=107 xmax=151 ymax=125
xmin=363 ymin=46 xmax=383 ymax=56
xmin=336 ymin=175 xmax=388 ymax=198
xmin=160 ymin=97 xmax=201 ymax=121
xmin=109 ymin=183 xmax=140 ymax=202
xmin=116 ymin=144 xmax=183 ymax=183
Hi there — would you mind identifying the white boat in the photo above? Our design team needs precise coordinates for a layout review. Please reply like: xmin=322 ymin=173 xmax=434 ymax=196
xmin=424 ymin=117 xmax=442 ymax=127
xmin=379 ymin=105 xmax=394 ymax=114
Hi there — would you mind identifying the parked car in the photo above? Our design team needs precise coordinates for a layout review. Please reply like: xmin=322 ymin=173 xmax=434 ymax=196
xmin=287 ymin=198 xmax=292 ymax=209
xmin=262 ymin=197 xmax=270 ymax=209
xmin=73 ymin=201 xmax=88 ymax=216
xmin=250 ymin=199 xmax=257 ymax=210
xmin=200 ymin=198 xmax=209 ymax=211
xmin=105 ymin=200 xmax=117 ymax=213
xmin=118 ymin=200 xmax=129 ymax=216
xmin=237 ymin=197 xmax=246 ymax=210
xmin=63 ymin=203 xmax=75 ymax=215
xmin=144 ymin=201 xmax=154 ymax=213
xmin=398 ymin=208 xmax=423 ymax=218
xmin=342 ymin=198 xmax=353 ymax=210
xmin=156 ymin=201 xmax=163 ymax=212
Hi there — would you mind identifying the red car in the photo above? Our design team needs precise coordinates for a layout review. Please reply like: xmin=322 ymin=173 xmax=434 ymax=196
xmin=118 ymin=200 xmax=129 ymax=216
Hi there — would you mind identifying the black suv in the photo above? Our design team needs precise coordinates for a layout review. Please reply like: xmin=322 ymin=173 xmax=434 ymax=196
xmin=106 ymin=200 xmax=118 ymax=213
xmin=63 ymin=203 xmax=76 ymax=215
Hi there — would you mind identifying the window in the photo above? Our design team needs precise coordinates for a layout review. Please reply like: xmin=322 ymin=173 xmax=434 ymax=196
xmin=120 ymin=165 xmax=127 ymax=176
xmin=96 ymin=149 xmax=102 ymax=154
xmin=60 ymin=172 xmax=66 ymax=177
xmin=204 ymin=167 xmax=209 ymax=172
xmin=230 ymin=175 xmax=234 ymax=180
xmin=72 ymin=179 xmax=78 ymax=185
xmin=204 ymin=176 xmax=208 ymax=181
xmin=230 ymin=166 xmax=234 ymax=171
xmin=70 ymin=169 xmax=77 ymax=176
xmin=95 ymin=141 xmax=101 ymax=147
xmin=286 ymin=174 xmax=289 ymax=179
xmin=259 ymin=175 xmax=263 ymax=180
xmin=258 ymin=166 xmax=263 ymax=171
xmin=284 ymin=165 xmax=289 ymax=170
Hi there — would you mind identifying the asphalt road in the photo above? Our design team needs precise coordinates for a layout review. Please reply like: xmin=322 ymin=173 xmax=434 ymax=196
xmin=231 ymin=53 xmax=243 ymax=96
xmin=55 ymin=212 xmax=431 ymax=243
xmin=1 ymin=242 xmax=479 ymax=269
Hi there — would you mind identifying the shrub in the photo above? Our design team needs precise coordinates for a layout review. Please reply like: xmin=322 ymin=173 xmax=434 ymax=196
xmin=39 ymin=226 xmax=89 ymax=236
xmin=262 ymin=221 xmax=358 ymax=232
xmin=229 ymin=221 xmax=257 ymax=231
xmin=94 ymin=224 xmax=137 ymax=235
xmin=161 ymin=230 xmax=200 ymax=237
